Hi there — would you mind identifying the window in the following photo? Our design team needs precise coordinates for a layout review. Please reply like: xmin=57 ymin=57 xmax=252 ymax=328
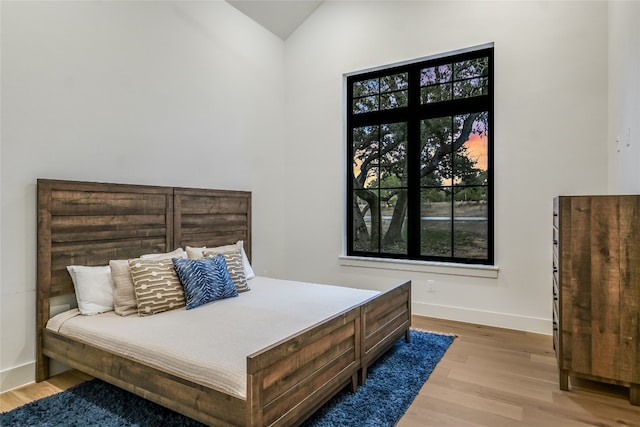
xmin=347 ymin=47 xmax=493 ymax=265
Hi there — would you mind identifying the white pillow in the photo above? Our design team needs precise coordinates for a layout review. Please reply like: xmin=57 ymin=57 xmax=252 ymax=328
xmin=66 ymin=265 xmax=114 ymax=315
xmin=237 ymin=240 xmax=255 ymax=280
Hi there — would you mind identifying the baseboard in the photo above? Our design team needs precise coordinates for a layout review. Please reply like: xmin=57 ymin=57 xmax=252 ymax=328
xmin=1 ymin=360 xmax=70 ymax=393
xmin=1 ymin=361 xmax=35 ymax=393
xmin=412 ymin=301 xmax=552 ymax=335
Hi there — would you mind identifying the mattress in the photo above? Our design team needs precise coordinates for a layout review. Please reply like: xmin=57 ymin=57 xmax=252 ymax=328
xmin=46 ymin=277 xmax=379 ymax=399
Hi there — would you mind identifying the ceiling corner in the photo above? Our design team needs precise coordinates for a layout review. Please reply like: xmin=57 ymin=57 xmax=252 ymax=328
xmin=226 ymin=0 xmax=323 ymax=40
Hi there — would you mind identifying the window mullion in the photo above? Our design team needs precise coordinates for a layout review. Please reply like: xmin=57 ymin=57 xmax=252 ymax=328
xmin=406 ymin=67 xmax=422 ymax=257
xmin=450 ymin=115 xmax=455 ymax=259
xmin=376 ymin=125 xmax=382 ymax=253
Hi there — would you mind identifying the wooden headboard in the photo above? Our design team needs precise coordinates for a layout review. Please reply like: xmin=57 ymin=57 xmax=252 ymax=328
xmin=36 ymin=179 xmax=251 ymax=379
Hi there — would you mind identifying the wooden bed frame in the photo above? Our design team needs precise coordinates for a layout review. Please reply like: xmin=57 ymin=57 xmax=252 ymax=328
xmin=36 ymin=179 xmax=411 ymax=427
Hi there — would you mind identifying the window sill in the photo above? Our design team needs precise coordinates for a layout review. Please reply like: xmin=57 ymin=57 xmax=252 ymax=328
xmin=338 ymin=255 xmax=499 ymax=279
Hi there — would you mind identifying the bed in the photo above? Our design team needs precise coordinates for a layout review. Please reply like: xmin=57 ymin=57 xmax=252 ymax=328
xmin=36 ymin=179 xmax=412 ymax=427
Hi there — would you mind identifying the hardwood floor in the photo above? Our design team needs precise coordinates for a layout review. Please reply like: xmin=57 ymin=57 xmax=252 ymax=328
xmin=400 ymin=316 xmax=640 ymax=427
xmin=2 ymin=316 xmax=639 ymax=426
xmin=0 ymin=369 xmax=91 ymax=414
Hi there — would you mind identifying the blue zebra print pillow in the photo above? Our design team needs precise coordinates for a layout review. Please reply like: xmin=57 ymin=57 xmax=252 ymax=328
xmin=172 ymin=255 xmax=238 ymax=309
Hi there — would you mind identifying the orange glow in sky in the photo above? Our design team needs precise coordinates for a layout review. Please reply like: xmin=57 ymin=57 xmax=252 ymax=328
xmin=463 ymin=133 xmax=488 ymax=171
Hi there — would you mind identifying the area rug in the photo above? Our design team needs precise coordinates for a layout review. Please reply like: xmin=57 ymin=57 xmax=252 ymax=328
xmin=1 ymin=330 xmax=453 ymax=427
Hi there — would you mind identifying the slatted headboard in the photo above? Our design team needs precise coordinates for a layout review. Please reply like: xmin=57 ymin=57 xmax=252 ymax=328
xmin=36 ymin=179 xmax=251 ymax=380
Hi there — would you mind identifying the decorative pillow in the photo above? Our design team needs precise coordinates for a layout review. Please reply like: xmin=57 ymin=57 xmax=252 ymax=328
xmin=128 ymin=258 xmax=185 ymax=316
xmin=172 ymin=255 xmax=238 ymax=309
xmin=66 ymin=265 xmax=114 ymax=315
xmin=140 ymin=247 xmax=186 ymax=259
xmin=187 ymin=241 xmax=255 ymax=280
xmin=109 ymin=259 xmax=138 ymax=316
xmin=109 ymin=249 xmax=187 ymax=317
xmin=203 ymin=249 xmax=249 ymax=292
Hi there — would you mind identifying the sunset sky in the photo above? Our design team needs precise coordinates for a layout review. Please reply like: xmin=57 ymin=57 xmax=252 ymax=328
xmin=463 ymin=133 xmax=488 ymax=171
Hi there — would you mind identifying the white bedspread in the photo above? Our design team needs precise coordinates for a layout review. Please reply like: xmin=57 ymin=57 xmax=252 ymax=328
xmin=46 ymin=277 xmax=379 ymax=399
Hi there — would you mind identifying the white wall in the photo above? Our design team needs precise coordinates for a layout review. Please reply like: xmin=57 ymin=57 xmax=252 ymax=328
xmin=283 ymin=1 xmax=609 ymax=333
xmin=0 ymin=1 xmax=287 ymax=391
xmin=608 ymin=0 xmax=640 ymax=193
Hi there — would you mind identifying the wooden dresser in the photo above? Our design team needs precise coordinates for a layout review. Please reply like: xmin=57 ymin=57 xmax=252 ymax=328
xmin=553 ymin=195 xmax=639 ymax=405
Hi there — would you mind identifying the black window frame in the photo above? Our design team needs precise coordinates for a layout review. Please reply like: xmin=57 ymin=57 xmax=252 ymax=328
xmin=346 ymin=46 xmax=494 ymax=265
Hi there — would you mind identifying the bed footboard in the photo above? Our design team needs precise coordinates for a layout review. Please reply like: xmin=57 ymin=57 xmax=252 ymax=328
xmin=247 ymin=307 xmax=361 ymax=427
xmin=361 ymin=280 xmax=411 ymax=384
xmin=42 ymin=330 xmax=246 ymax=427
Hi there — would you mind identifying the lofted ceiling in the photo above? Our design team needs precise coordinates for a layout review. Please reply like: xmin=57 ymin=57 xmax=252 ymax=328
xmin=226 ymin=1 xmax=323 ymax=40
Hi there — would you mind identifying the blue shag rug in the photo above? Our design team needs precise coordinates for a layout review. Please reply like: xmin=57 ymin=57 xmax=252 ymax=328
xmin=2 ymin=330 xmax=453 ymax=426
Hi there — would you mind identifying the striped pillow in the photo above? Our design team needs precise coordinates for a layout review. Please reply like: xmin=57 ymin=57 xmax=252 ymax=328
xmin=172 ymin=255 xmax=238 ymax=309
xmin=128 ymin=258 xmax=185 ymax=316
xmin=203 ymin=249 xmax=250 ymax=292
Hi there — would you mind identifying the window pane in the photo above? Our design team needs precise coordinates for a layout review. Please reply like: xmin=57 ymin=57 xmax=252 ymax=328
xmin=453 ymin=77 xmax=488 ymax=99
xmin=353 ymin=96 xmax=378 ymax=114
xmin=453 ymin=187 xmax=488 ymax=259
xmin=353 ymin=78 xmax=379 ymax=97
xmin=380 ymin=73 xmax=408 ymax=92
xmin=353 ymin=126 xmax=379 ymax=188
xmin=381 ymin=189 xmax=407 ymax=254
xmin=452 ymin=113 xmax=488 ymax=185
xmin=421 ymin=84 xmax=452 ymax=104
xmin=381 ymin=91 xmax=408 ymax=109
xmin=454 ymin=185 xmax=488 ymax=203
xmin=421 ymin=65 xmax=452 ymax=85
xmin=454 ymin=57 xmax=488 ymax=80
xmin=420 ymin=117 xmax=452 ymax=186
xmin=353 ymin=190 xmax=374 ymax=252
xmin=421 ymin=189 xmax=452 ymax=257
xmin=379 ymin=122 xmax=407 ymax=187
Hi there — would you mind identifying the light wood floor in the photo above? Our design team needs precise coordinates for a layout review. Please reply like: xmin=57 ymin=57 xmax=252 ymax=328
xmin=2 ymin=316 xmax=639 ymax=426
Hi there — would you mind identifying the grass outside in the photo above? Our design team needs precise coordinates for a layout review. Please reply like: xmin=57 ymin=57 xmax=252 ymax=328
xmin=355 ymin=201 xmax=488 ymax=258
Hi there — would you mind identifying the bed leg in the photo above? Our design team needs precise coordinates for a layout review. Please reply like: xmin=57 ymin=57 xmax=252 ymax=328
xmin=358 ymin=368 xmax=367 ymax=386
xmin=405 ymin=329 xmax=411 ymax=343
xmin=360 ymin=366 xmax=367 ymax=385
xmin=350 ymin=373 xmax=358 ymax=393
xmin=629 ymin=383 xmax=639 ymax=406
xmin=36 ymin=352 xmax=50 ymax=382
